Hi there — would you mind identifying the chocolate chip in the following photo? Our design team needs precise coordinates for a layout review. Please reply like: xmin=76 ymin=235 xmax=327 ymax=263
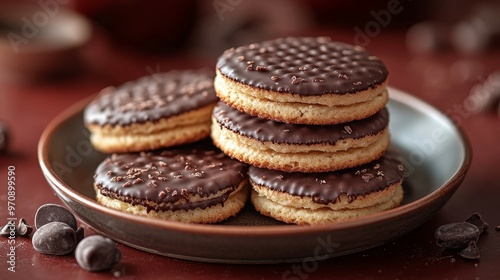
xmin=0 ymin=122 xmax=9 ymax=153
xmin=17 ymin=218 xmax=33 ymax=237
xmin=35 ymin=204 xmax=78 ymax=231
xmin=0 ymin=223 xmax=13 ymax=237
xmin=465 ymin=212 xmax=489 ymax=234
xmin=435 ymin=222 xmax=480 ymax=249
xmin=496 ymin=225 xmax=500 ymax=231
xmin=32 ymin=222 xmax=77 ymax=255
xmin=1 ymin=219 xmax=33 ymax=237
xmin=76 ymin=226 xmax=85 ymax=243
xmin=459 ymin=241 xmax=480 ymax=260
xmin=75 ymin=235 xmax=121 ymax=272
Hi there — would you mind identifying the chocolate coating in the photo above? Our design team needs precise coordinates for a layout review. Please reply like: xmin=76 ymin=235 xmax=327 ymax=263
xmin=84 ymin=70 xmax=218 ymax=126
xmin=94 ymin=144 xmax=247 ymax=212
xmin=213 ymin=101 xmax=388 ymax=144
xmin=216 ymin=37 xmax=388 ymax=95
xmin=249 ymin=150 xmax=404 ymax=204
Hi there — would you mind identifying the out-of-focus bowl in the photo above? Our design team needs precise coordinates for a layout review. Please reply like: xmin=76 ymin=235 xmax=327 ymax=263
xmin=38 ymin=88 xmax=472 ymax=264
xmin=0 ymin=6 xmax=91 ymax=81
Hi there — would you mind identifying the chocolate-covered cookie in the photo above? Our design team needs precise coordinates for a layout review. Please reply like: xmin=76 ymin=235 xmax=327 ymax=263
xmin=211 ymin=101 xmax=389 ymax=172
xmin=84 ymin=70 xmax=218 ymax=153
xmin=249 ymin=150 xmax=405 ymax=225
xmin=215 ymin=37 xmax=388 ymax=125
xmin=93 ymin=143 xmax=249 ymax=223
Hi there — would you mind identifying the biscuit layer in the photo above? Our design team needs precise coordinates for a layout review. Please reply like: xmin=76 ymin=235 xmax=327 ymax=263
xmin=88 ymin=104 xmax=215 ymax=153
xmin=215 ymin=71 xmax=388 ymax=124
xmin=251 ymin=185 xmax=403 ymax=225
xmin=96 ymin=182 xmax=249 ymax=224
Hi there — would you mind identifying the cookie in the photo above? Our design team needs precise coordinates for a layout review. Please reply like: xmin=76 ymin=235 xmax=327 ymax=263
xmin=84 ymin=70 xmax=218 ymax=153
xmin=211 ymin=101 xmax=390 ymax=172
xmin=93 ymin=143 xmax=249 ymax=224
xmin=215 ymin=36 xmax=388 ymax=125
xmin=249 ymin=150 xmax=405 ymax=225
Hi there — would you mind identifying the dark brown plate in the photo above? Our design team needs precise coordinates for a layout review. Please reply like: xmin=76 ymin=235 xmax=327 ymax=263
xmin=38 ymin=88 xmax=472 ymax=264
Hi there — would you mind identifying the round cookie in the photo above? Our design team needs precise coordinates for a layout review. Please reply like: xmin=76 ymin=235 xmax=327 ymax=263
xmin=93 ymin=144 xmax=249 ymax=224
xmin=249 ymin=150 xmax=405 ymax=225
xmin=211 ymin=101 xmax=390 ymax=173
xmin=84 ymin=70 xmax=218 ymax=153
xmin=215 ymin=36 xmax=389 ymax=125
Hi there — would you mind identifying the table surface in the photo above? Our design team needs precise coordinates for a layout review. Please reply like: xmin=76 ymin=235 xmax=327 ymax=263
xmin=1 ymin=26 xmax=500 ymax=280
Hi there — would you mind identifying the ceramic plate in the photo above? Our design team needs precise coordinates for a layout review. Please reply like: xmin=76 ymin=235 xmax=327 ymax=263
xmin=38 ymin=88 xmax=472 ymax=264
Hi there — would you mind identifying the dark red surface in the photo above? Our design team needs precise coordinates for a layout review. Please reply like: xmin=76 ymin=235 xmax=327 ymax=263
xmin=1 ymin=27 xmax=500 ymax=280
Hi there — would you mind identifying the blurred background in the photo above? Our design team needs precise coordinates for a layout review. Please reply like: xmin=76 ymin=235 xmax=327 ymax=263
xmin=1 ymin=2 xmax=500 ymax=278
xmin=0 ymin=0 xmax=499 ymax=115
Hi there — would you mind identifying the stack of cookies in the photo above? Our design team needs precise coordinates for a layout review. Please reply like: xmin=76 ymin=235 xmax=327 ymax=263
xmin=83 ymin=37 xmax=405 ymax=226
xmin=211 ymin=37 xmax=405 ymax=225
xmin=84 ymin=70 xmax=249 ymax=224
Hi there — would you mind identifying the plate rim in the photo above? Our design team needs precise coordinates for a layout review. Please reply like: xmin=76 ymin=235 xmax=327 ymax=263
xmin=37 ymin=87 xmax=473 ymax=237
